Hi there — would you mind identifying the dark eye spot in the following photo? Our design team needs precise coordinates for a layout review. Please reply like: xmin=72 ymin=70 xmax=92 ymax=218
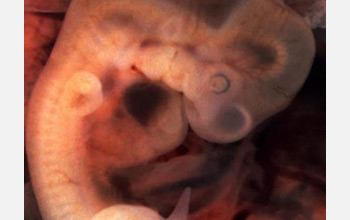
xmin=216 ymin=106 xmax=245 ymax=133
xmin=123 ymin=82 xmax=168 ymax=125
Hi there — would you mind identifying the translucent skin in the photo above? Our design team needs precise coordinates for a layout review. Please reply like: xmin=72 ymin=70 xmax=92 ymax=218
xmin=25 ymin=0 xmax=315 ymax=220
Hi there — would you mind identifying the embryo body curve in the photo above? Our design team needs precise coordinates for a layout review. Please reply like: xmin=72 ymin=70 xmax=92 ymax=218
xmin=25 ymin=0 xmax=315 ymax=220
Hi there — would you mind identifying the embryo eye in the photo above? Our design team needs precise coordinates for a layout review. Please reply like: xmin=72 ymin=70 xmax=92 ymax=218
xmin=209 ymin=73 xmax=230 ymax=94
